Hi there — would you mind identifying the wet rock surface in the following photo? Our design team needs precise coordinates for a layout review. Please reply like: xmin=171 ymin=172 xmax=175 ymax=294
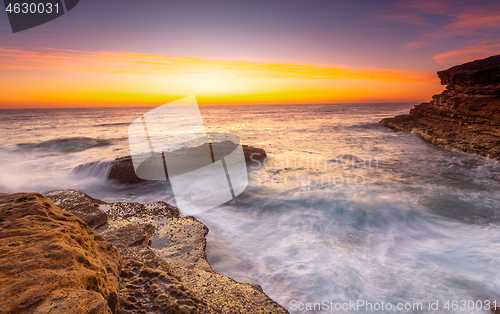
xmin=108 ymin=144 xmax=267 ymax=184
xmin=40 ymin=189 xmax=288 ymax=313
xmin=0 ymin=193 xmax=121 ymax=314
xmin=45 ymin=189 xmax=109 ymax=229
xmin=120 ymin=247 xmax=286 ymax=314
xmin=242 ymin=145 xmax=267 ymax=163
xmin=96 ymin=222 xmax=156 ymax=250
xmin=117 ymin=248 xmax=217 ymax=314
xmin=380 ymin=54 xmax=500 ymax=161
xmin=107 ymin=156 xmax=144 ymax=184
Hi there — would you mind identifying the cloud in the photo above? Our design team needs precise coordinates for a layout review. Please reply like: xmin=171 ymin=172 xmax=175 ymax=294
xmin=394 ymin=0 xmax=464 ymax=15
xmin=0 ymin=46 xmax=438 ymax=84
xmin=379 ymin=0 xmax=500 ymax=66
xmin=403 ymin=40 xmax=431 ymax=49
xmin=380 ymin=0 xmax=500 ymax=37
xmin=377 ymin=0 xmax=461 ymax=27
xmin=377 ymin=12 xmax=429 ymax=26
xmin=440 ymin=8 xmax=500 ymax=35
xmin=432 ymin=40 xmax=500 ymax=64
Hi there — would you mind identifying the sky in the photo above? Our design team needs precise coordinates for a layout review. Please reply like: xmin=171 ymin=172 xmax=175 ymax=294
xmin=0 ymin=0 xmax=499 ymax=108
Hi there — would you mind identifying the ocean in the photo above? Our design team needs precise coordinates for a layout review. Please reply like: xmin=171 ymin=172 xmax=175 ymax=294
xmin=1 ymin=103 xmax=500 ymax=313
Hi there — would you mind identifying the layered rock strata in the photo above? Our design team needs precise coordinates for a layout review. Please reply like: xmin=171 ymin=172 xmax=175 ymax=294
xmin=380 ymin=54 xmax=500 ymax=161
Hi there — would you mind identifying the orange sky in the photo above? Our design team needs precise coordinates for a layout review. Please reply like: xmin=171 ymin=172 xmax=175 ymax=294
xmin=1 ymin=0 xmax=498 ymax=108
xmin=0 ymin=47 xmax=442 ymax=108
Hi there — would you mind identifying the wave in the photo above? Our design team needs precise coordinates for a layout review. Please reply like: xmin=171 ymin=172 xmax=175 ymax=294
xmin=71 ymin=160 xmax=114 ymax=179
xmin=199 ymin=183 xmax=500 ymax=310
xmin=16 ymin=137 xmax=113 ymax=154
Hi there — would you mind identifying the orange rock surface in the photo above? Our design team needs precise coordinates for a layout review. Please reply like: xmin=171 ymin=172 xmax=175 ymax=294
xmin=0 ymin=193 xmax=121 ymax=314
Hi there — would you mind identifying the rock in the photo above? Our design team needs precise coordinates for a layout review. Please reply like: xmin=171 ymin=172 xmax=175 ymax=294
xmin=380 ymin=54 xmax=500 ymax=161
xmin=0 ymin=193 xmax=121 ymax=314
xmin=437 ymin=54 xmax=500 ymax=86
xmin=117 ymin=247 xmax=218 ymax=314
xmin=104 ymin=201 xmax=289 ymax=314
xmin=44 ymin=189 xmax=109 ymax=229
xmin=46 ymin=190 xmax=289 ymax=313
xmin=91 ymin=197 xmax=213 ymax=272
xmin=120 ymin=247 xmax=288 ymax=314
xmin=107 ymin=156 xmax=145 ymax=184
xmin=0 ymin=190 xmax=288 ymax=313
xmin=492 ymin=304 xmax=500 ymax=314
xmin=96 ymin=200 xmax=179 ymax=221
xmin=242 ymin=145 xmax=267 ymax=163
xmin=96 ymin=222 xmax=156 ymax=250
xmin=108 ymin=144 xmax=268 ymax=184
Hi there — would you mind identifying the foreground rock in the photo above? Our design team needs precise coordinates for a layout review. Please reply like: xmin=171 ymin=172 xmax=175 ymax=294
xmin=108 ymin=144 xmax=267 ymax=184
xmin=380 ymin=54 xmax=500 ymax=161
xmin=43 ymin=189 xmax=288 ymax=313
xmin=0 ymin=193 xmax=121 ymax=314
xmin=45 ymin=190 xmax=108 ymax=229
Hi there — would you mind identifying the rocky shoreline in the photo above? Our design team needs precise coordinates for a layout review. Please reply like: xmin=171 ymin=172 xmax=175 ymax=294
xmin=0 ymin=190 xmax=288 ymax=313
xmin=380 ymin=54 xmax=500 ymax=161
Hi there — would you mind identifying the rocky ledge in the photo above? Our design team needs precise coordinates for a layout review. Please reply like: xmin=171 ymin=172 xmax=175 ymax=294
xmin=0 ymin=190 xmax=288 ymax=314
xmin=380 ymin=54 xmax=500 ymax=161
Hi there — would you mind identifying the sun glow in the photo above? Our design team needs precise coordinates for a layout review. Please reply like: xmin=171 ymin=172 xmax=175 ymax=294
xmin=0 ymin=47 xmax=442 ymax=108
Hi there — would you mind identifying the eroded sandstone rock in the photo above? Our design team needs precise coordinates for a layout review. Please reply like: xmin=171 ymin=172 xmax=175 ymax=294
xmin=0 ymin=193 xmax=121 ymax=314
xmin=117 ymin=247 xmax=218 ymax=314
xmin=44 ymin=190 xmax=289 ymax=314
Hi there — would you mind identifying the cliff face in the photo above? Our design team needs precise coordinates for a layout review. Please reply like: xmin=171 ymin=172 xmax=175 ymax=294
xmin=380 ymin=54 xmax=500 ymax=161
xmin=437 ymin=55 xmax=500 ymax=86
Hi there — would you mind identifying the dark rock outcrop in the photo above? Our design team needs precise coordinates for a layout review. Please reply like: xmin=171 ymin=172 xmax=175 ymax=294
xmin=108 ymin=144 xmax=267 ymax=184
xmin=107 ymin=156 xmax=144 ymax=184
xmin=380 ymin=54 xmax=500 ymax=161
xmin=242 ymin=145 xmax=267 ymax=163
xmin=437 ymin=54 xmax=500 ymax=86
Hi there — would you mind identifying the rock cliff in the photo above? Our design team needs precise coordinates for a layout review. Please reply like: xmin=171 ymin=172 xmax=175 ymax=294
xmin=380 ymin=54 xmax=500 ymax=161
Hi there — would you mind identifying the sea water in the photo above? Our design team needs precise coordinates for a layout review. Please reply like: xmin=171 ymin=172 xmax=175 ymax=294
xmin=1 ymin=104 xmax=499 ymax=313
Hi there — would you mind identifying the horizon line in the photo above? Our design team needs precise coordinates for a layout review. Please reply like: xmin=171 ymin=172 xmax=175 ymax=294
xmin=0 ymin=101 xmax=425 ymax=110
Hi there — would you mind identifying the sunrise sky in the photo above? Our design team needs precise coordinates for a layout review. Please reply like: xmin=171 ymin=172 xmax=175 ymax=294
xmin=1 ymin=0 xmax=499 ymax=108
